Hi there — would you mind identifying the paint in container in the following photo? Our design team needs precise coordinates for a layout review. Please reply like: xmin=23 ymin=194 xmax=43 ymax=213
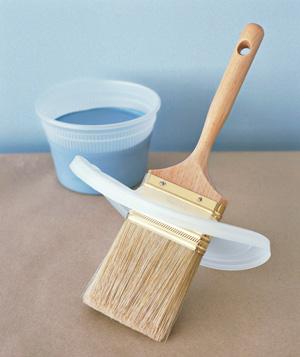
xmin=36 ymin=79 xmax=161 ymax=194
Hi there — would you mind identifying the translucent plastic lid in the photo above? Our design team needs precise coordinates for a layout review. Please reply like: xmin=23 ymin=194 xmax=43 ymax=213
xmin=107 ymin=199 xmax=270 ymax=271
xmin=70 ymin=156 xmax=271 ymax=271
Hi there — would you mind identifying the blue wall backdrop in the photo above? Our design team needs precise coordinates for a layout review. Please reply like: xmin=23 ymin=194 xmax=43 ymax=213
xmin=0 ymin=0 xmax=299 ymax=152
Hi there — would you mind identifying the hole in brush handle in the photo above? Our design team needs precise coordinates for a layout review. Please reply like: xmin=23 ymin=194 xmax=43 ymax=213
xmin=237 ymin=40 xmax=251 ymax=56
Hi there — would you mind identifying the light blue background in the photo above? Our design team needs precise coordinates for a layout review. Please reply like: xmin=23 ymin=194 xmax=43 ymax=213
xmin=1 ymin=0 xmax=299 ymax=152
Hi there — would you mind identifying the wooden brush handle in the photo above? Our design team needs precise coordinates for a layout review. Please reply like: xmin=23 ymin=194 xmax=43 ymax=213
xmin=190 ymin=23 xmax=264 ymax=169
xmin=151 ymin=24 xmax=264 ymax=202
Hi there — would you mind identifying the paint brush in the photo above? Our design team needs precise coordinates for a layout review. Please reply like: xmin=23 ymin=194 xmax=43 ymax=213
xmin=73 ymin=23 xmax=264 ymax=341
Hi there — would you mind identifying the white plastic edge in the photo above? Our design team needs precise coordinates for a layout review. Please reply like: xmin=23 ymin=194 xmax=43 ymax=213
xmin=70 ymin=156 xmax=271 ymax=268
xmin=105 ymin=199 xmax=271 ymax=271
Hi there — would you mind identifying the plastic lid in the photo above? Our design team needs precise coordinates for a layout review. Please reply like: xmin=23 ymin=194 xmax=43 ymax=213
xmin=70 ymin=156 xmax=271 ymax=271
xmin=107 ymin=199 xmax=271 ymax=271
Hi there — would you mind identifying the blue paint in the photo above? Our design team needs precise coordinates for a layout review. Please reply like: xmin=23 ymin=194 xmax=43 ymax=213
xmin=56 ymin=107 xmax=143 ymax=125
xmin=49 ymin=107 xmax=149 ymax=194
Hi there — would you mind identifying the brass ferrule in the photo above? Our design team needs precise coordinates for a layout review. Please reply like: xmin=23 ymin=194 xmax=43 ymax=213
xmin=144 ymin=174 xmax=225 ymax=219
xmin=128 ymin=175 xmax=225 ymax=255
xmin=196 ymin=235 xmax=211 ymax=255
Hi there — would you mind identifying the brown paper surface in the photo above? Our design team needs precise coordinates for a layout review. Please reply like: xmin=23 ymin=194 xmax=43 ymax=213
xmin=0 ymin=152 xmax=299 ymax=356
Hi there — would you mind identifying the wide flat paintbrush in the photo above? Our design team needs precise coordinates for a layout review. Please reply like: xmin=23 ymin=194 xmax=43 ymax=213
xmin=76 ymin=24 xmax=264 ymax=341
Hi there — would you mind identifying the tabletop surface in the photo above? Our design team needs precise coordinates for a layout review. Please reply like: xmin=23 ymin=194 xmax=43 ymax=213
xmin=0 ymin=152 xmax=299 ymax=357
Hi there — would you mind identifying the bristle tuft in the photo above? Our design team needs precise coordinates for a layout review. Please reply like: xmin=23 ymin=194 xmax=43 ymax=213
xmin=83 ymin=219 xmax=201 ymax=341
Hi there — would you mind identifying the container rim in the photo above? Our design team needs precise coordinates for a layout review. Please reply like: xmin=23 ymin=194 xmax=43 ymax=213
xmin=35 ymin=79 xmax=161 ymax=131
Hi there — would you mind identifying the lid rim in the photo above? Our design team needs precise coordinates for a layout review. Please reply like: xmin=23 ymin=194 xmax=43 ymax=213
xmin=201 ymin=250 xmax=271 ymax=271
xmin=69 ymin=156 xmax=271 ymax=272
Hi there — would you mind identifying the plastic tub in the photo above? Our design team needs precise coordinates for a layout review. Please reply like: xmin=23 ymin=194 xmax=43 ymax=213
xmin=36 ymin=79 xmax=161 ymax=194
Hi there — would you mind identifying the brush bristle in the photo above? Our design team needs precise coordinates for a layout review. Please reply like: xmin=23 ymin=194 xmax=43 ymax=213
xmin=83 ymin=219 xmax=202 ymax=341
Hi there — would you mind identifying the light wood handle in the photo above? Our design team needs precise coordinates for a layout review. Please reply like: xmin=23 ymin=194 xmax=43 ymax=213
xmin=191 ymin=23 xmax=264 ymax=169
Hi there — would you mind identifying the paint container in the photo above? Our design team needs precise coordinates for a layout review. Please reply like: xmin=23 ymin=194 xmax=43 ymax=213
xmin=36 ymin=79 xmax=161 ymax=194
